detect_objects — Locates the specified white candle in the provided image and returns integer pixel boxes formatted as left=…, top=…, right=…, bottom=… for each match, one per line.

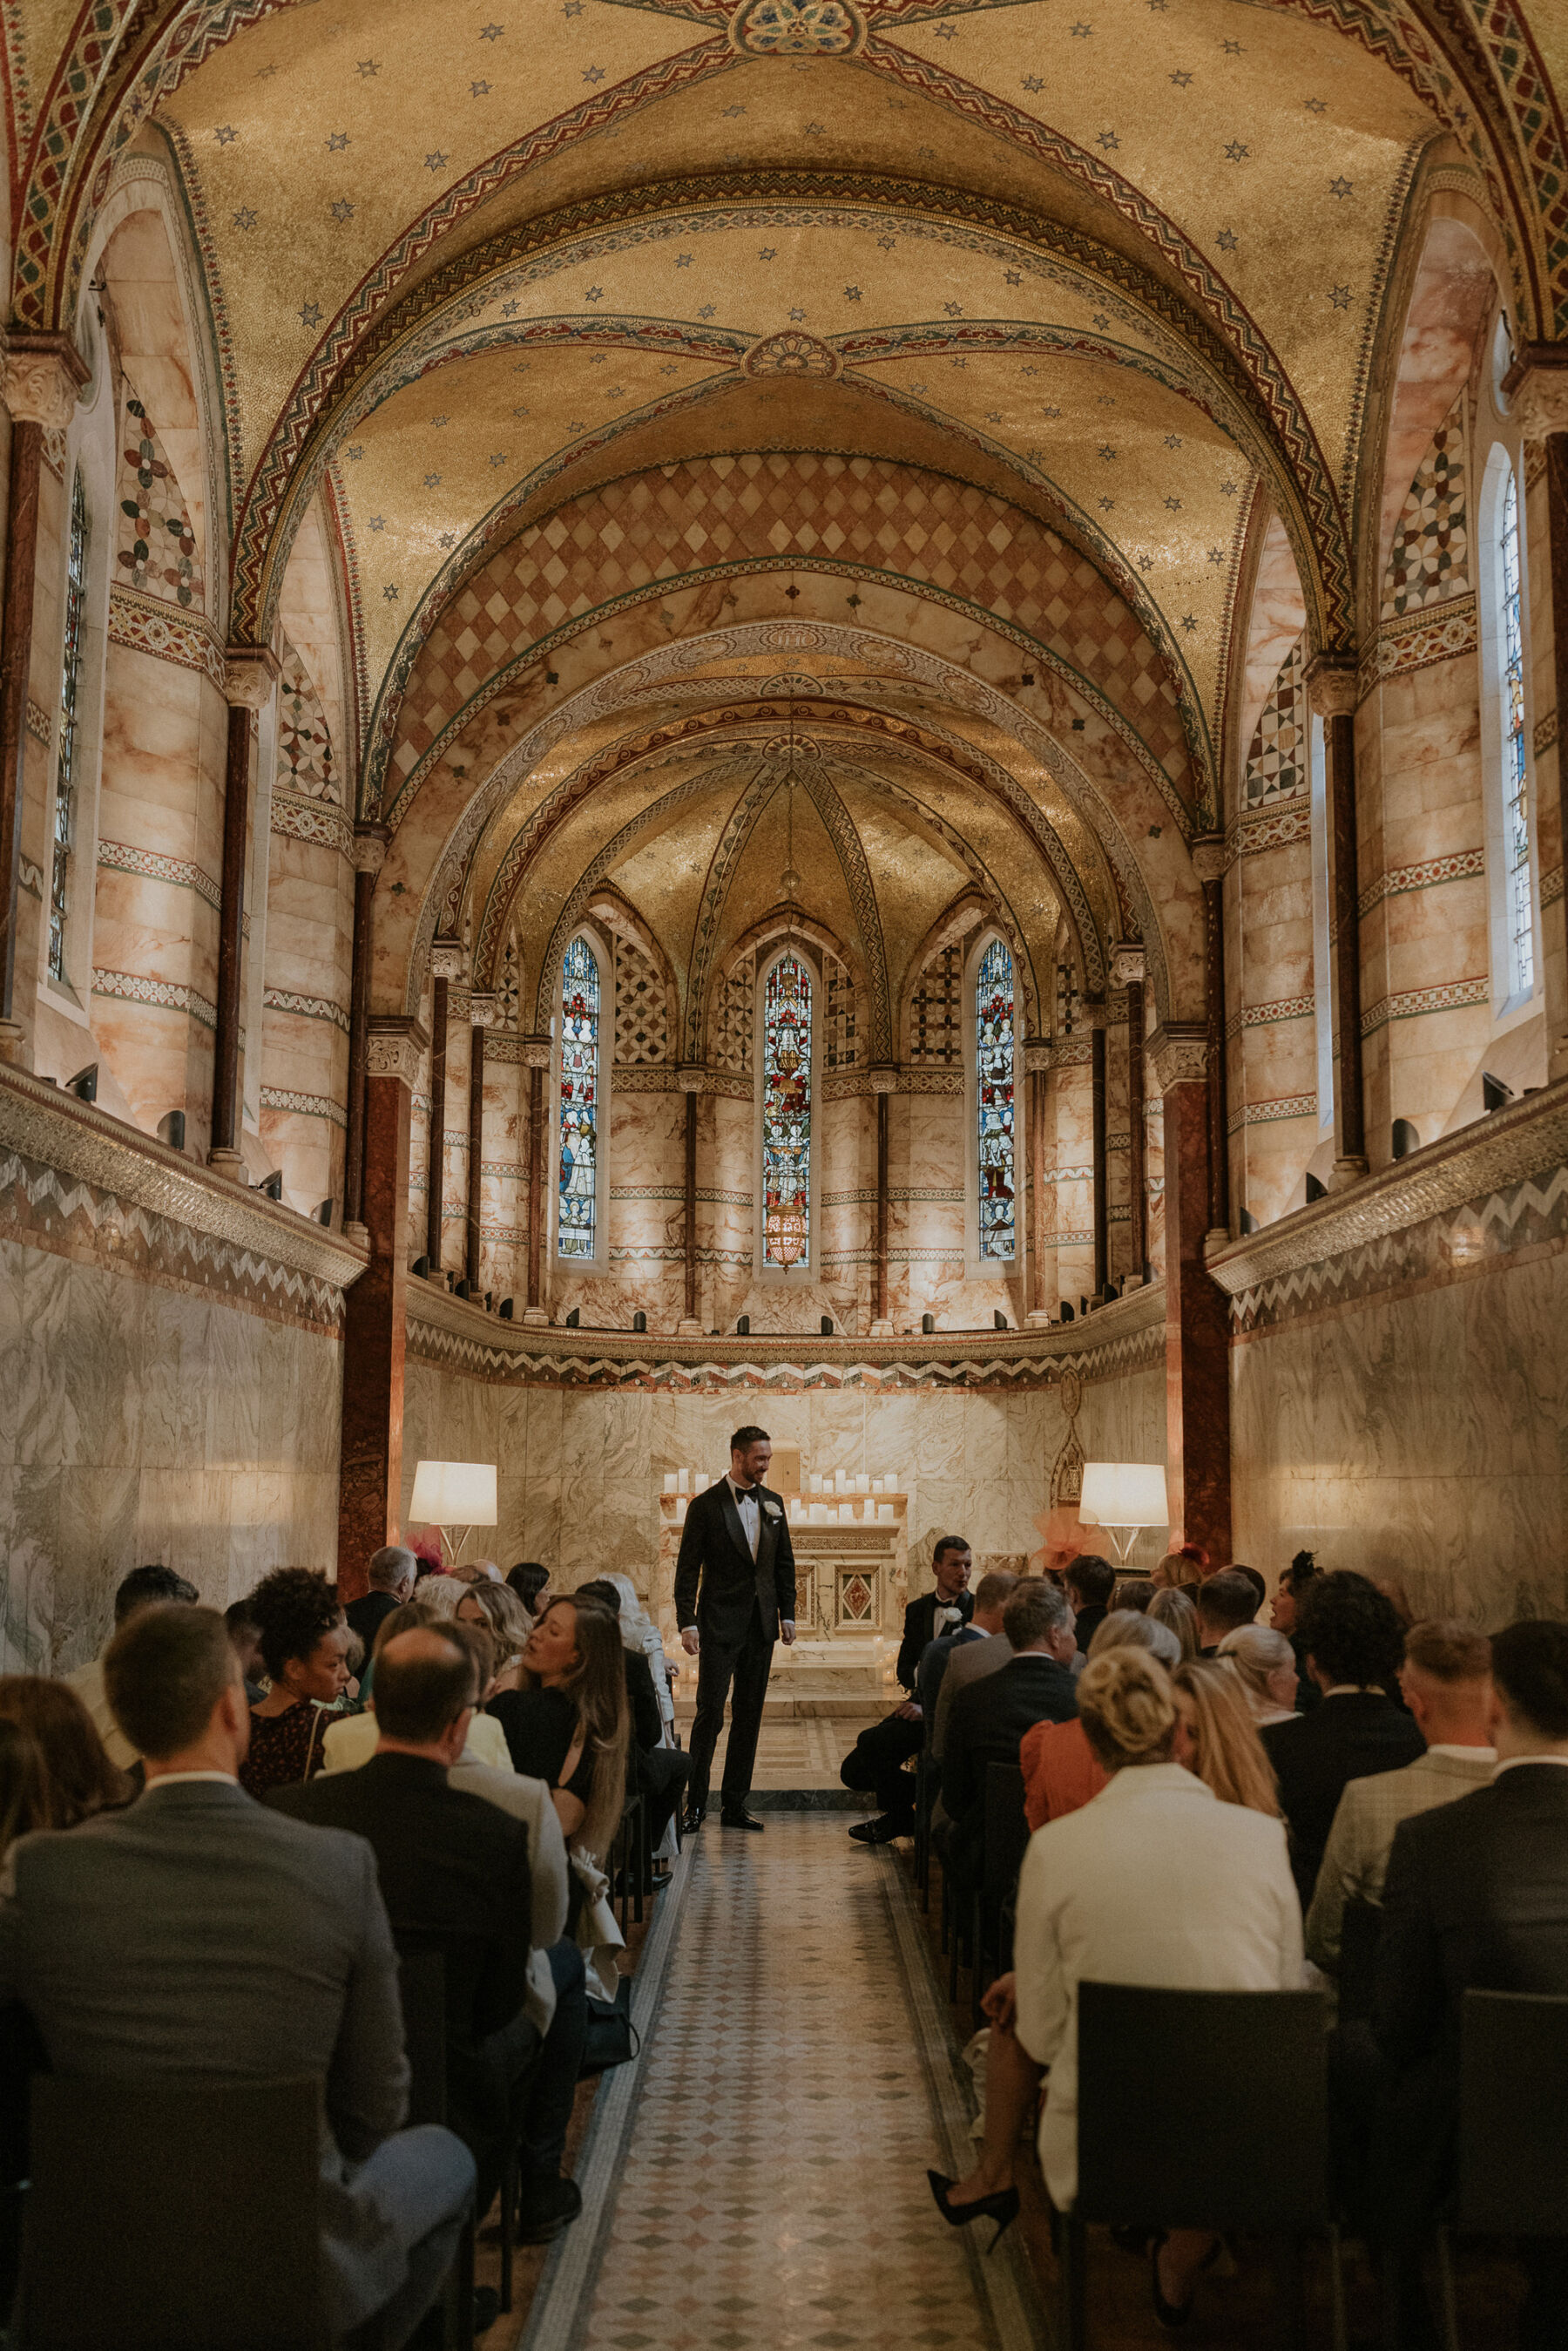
left=857, top=1473, right=870, bottom=1493
left=809, top=1473, right=821, bottom=1493
left=695, top=1472, right=709, bottom=1492
left=677, top=1496, right=688, bottom=1521
left=663, top=1472, right=677, bottom=1493
left=878, top=1501, right=893, bottom=1522
left=678, top=1468, right=690, bottom=1494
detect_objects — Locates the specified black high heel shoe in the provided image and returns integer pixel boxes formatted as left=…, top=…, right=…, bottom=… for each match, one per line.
left=927, top=2169, right=1020, bottom=2253
left=1149, top=2234, right=1195, bottom=2331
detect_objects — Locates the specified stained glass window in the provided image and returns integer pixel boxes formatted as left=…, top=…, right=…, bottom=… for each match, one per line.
left=977, top=937, right=1016, bottom=1260
left=1500, top=470, right=1534, bottom=997
left=50, top=471, right=88, bottom=982
left=558, top=935, right=600, bottom=1260
left=761, top=952, right=811, bottom=1270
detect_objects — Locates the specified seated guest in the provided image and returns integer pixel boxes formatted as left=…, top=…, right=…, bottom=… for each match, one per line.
left=240, top=1567, right=355, bottom=1797
left=603, top=1575, right=677, bottom=1732
left=1112, top=1577, right=1154, bottom=1615
left=577, top=1578, right=691, bottom=1852
left=1022, top=1610, right=1179, bottom=1829
left=0, top=1677, right=128, bottom=1826
left=0, top=1718, right=51, bottom=1853
left=1217, top=1623, right=1300, bottom=1725
left=922, top=1570, right=1018, bottom=1762
left=271, top=1629, right=536, bottom=2221
left=1271, top=1548, right=1321, bottom=1710
left=1307, top=1619, right=1493, bottom=1977
left=1233, top=1564, right=1268, bottom=1616
left=1152, top=1541, right=1206, bottom=1594
left=489, top=1596, right=629, bottom=1860
left=1262, top=1570, right=1423, bottom=1908
left=916, top=1575, right=1001, bottom=1723
left=323, top=1606, right=513, bottom=1774
left=1014, top=1650, right=1301, bottom=2324
left=412, top=1572, right=464, bottom=1617
left=1062, top=1554, right=1115, bottom=1654
left=937, top=1579, right=1078, bottom=1889
left=65, top=1563, right=199, bottom=1770
left=1147, top=1584, right=1199, bottom=1661
left=344, top=1546, right=418, bottom=1650
left=508, top=1562, right=550, bottom=1616
left=225, top=1600, right=266, bottom=1704
left=840, top=1535, right=974, bottom=1846
left=452, top=1558, right=503, bottom=1586
left=1195, top=1568, right=1260, bottom=1657
left=1372, top=1620, right=1568, bottom=2342
left=1172, top=1659, right=1280, bottom=1813
left=456, top=1579, right=531, bottom=1693
left=0, top=1603, right=474, bottom=2348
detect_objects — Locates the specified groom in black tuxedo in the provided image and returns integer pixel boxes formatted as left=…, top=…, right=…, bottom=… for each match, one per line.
left=675, top=1424, right=797, bottom=1832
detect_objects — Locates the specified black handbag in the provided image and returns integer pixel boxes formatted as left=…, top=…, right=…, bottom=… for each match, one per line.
left=580, top=1975, right=639, bottom=2075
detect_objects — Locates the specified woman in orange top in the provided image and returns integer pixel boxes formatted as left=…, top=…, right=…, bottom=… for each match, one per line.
left=1019, top=1610, right=1180, bottom=1827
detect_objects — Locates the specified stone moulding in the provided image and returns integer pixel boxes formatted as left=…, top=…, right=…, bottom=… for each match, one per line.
left=1208, top=1080, right=1568, bottom=1304
left=0, top=1067, right=368, bottom=1293
left=405, top=1270, right=1166, bottom=1390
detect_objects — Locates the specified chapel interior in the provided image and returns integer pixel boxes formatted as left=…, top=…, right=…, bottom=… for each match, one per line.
left=3, top=0, right=1568, bottom=2340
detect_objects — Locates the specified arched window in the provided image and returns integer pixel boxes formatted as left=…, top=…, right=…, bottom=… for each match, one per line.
left=1498, top=468, right=1535, bottom=999
left=558, top=934, right=601, bottom=1262
left=49, top=471, right=88, bottom=982
left=975, top=936, right=1017, bottom=1261
left=760, top=949, right=813, bottom=1271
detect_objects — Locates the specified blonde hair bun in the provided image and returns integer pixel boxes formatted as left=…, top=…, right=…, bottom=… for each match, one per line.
left=1078, top=1646, right=1177, bottom=1768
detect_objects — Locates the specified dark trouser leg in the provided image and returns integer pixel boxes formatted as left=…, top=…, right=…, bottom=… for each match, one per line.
left=1520, top=2244, right=1568, bottom=2351
left=719, top=1606, right=774, bottom=1807
left=839, top=1711, right=923, bottom=1826
left=685, top=1632, right=741, bottom=1810
left=520, top=1938, right=588, bottom=2178
left=641, top=1745, right=691, bottom=1846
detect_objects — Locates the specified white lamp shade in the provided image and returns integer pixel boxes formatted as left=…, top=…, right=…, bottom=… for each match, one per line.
left=408, top=1460, right=497, bottom=1527
left=1078, top=1460, right=1168, bottom=1528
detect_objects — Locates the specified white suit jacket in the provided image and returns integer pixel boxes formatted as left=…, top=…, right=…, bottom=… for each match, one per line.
left=1013, top=1762, right=1304, bottom=2207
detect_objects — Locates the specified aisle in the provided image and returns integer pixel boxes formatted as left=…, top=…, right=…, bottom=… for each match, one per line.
left=526, top=1814, right=1045, bottom=2351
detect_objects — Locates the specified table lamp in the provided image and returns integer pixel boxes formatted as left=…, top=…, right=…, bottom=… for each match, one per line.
left=408, top=1460, right=497, bottom=1568
left=1078, top=1461, right=1168, bottom=1568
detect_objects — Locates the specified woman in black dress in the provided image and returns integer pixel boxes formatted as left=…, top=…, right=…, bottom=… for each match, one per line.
left=488, top=1594, right=628, bottom=1860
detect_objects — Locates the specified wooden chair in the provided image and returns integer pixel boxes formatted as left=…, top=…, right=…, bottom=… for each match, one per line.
left=1430, top=1989, right=1568, bottom=2351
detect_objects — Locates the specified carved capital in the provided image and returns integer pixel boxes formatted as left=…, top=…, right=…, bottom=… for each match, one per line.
left=364, top=1015, right=429, bottom=1088
left=520, top=1035, right=553, bottom=1070
left=1082, top=998, right=1112, bottom=1030
left=223, top=646, right=281, bottom=709
left=1, top=334, right=89, bottom=430
left=1304, top=655, right=1358, bottom=719
left=868, top=1063, right=899, bottom=1095
left=1190, top=836, right=1228, bottom=885
left=676, top=1064, right=706, bottom=1094
left=351, top=827, right=389, bottom=876
left=430, top=939, right=468, bottom=982
left=1503, top=347, right=1568, bottom=443
left=1022, top=1040, right=1052, bottom=1074
left=1110, top=942, right=1146, bottom=988
left=1149, top=1023, right=1208, bottom=1092
left=469, top=992, right=499, bottom=1029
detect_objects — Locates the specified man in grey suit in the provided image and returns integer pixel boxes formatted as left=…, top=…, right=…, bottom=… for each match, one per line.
left=0, top=1604, right=474, bottom=2349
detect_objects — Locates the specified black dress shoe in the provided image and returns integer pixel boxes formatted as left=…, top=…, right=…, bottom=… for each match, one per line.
left=681, top=1802, right=706, bottom=1833
left=848, top=1813, right=904, bottom=1845
left=473, top=2284, right=502, bottom=2335
left=516, top=2172, right=583, bottom=2244
left=720, top=1806, right=764, bottom=1831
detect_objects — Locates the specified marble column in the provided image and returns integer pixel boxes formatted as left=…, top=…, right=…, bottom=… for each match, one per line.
left=210, top=648, right=278, bottom=1174
left=1113, top=946, right=1148, bottom=1279
left=1307, top=656, right=1367, bottom=1183
left=466, top=993, right=496, bottom=1292
left=522, top=1038, right=551, bottom=1325
left=1152, top=1026, right=1232, bottom=1559
left=426, top=972, right=450, bottom=1267
left=1506, top=351, right=1568, bottom=1081
left=1090, top=1016, right=1109, bottom=1297
left=869, top=1064, right=896, bottom=1336
left=338, top=1013, right=426, bottom=1595
left=1193, top=838, right=1231, bottom=1239
left=0, top=336, right=86, bottom=1061
left=342, top=828, right=386, bottom=1239
left=678, top=1071, right=701, bottom=1335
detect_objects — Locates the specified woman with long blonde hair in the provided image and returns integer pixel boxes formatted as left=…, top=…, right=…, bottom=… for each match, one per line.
left=1172, top=1659, right=1281, bottom=1815
left=455, top=1577, right=531, bottom=1691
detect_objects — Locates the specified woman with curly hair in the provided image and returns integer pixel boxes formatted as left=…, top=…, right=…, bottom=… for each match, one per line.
left=0, top=1677, right=129, bottom=1826
left=239, top=1568, right=354, bottom=1798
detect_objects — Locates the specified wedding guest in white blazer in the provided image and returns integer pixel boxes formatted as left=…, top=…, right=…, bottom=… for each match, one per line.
left=1012, top=1647, right=1304, bottom=2329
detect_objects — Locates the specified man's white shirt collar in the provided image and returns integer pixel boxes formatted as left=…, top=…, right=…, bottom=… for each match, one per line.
left=1495, top=1753, right=1568, bottom=1773
left=141, top=1770, right=239, bottom=1790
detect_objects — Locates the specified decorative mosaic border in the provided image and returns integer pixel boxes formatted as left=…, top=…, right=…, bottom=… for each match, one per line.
left=1360, top=974, right=1489, bottom=1037
left=262, top=988, right=350, bottom=1033
left=105, top=585, right=226, bottom=690
left=1535, top=708, right=1558, bottom=759
left=91, top=966, right=217, bottom=1031
left=1229, top=802, right=1311, bottom=862
left=1227, top=993, right=1315, bottom=1040
left=1227, top=1092, right=1318, bottom=1135
left=1359, top=847, right=1484, bottom=919
left=97, top=837, right=221, bottom=912
left=1544, top=861, right=1565, bottom=911
left=259, top=1087, right=347, bottom=1128
left=270, top=789, right=354, bottom=857
left=24, top=700, right=51, bottom=746
left=1361, top=594, right=1479, bottom=696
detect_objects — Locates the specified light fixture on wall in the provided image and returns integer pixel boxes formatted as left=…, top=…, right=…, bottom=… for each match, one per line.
left=1078, top=1460, right=1168, bottom=1567
left=408, top=1459, right=497, bottom=1568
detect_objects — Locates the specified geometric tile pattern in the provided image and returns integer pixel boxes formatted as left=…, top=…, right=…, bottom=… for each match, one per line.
left=115, top=396, right=201, bottom=611
left=275, top=633, right=339, bottom=803
left=105, top=584, right=227, bottom=689
left=907, top=945, right=961, bottom=1064
left=1243, top=634, right=1307, bottom=809
left=1382, top=393, right=1469, bottom=621
left=613, top=933, right=669, bottom=1065
left=824, top=952, right=859, bottom=1071
left=711, top=952, right=755, bottom=1076
left=569, top=1817, right=1002, bottom=2351
left=385, top=456, right=1192, bottom=803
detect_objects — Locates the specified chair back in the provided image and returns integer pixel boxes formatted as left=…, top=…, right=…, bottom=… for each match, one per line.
left=17, top=2072, right=325, bottom=2349
left=1459, top=1989, right=1568, bottom=2238
left=396, top=1946, right=449, bottom=2129
left=1337, top=1896, right=1382, bottom=2023
left=982, top=1763, right=1031, bottom=1900
left=1076, top=1983, right=1330, bottom=2232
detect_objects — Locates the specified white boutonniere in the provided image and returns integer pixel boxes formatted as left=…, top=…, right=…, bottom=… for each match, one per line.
left=763, top=1500, right=784, bottom=1520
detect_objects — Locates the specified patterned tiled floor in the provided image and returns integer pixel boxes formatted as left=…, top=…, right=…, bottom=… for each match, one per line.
left=710, top=1712, right=878, bottom=1791
left=558, top=1816, right=1037, bottom=2351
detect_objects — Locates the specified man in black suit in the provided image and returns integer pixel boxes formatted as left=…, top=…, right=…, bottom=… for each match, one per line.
left=936, top=1577, right=1078, bottom=1892
left=1369, top=1620, right=1568, bottom=2346
left=675, top=1424, right=797, bottom=1833
left=841, top=1535, right=974, bottom=1846
left=1062, top=1553, right=1114, bottom=1656
left=270, top=1628, right=537, bottom=2229
left=344, top=1544, right=418, bottom=1650
left=1261, top=1570, right=1423, bottom=1907
left=1195, top=1568, right=1260, bottom=1659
